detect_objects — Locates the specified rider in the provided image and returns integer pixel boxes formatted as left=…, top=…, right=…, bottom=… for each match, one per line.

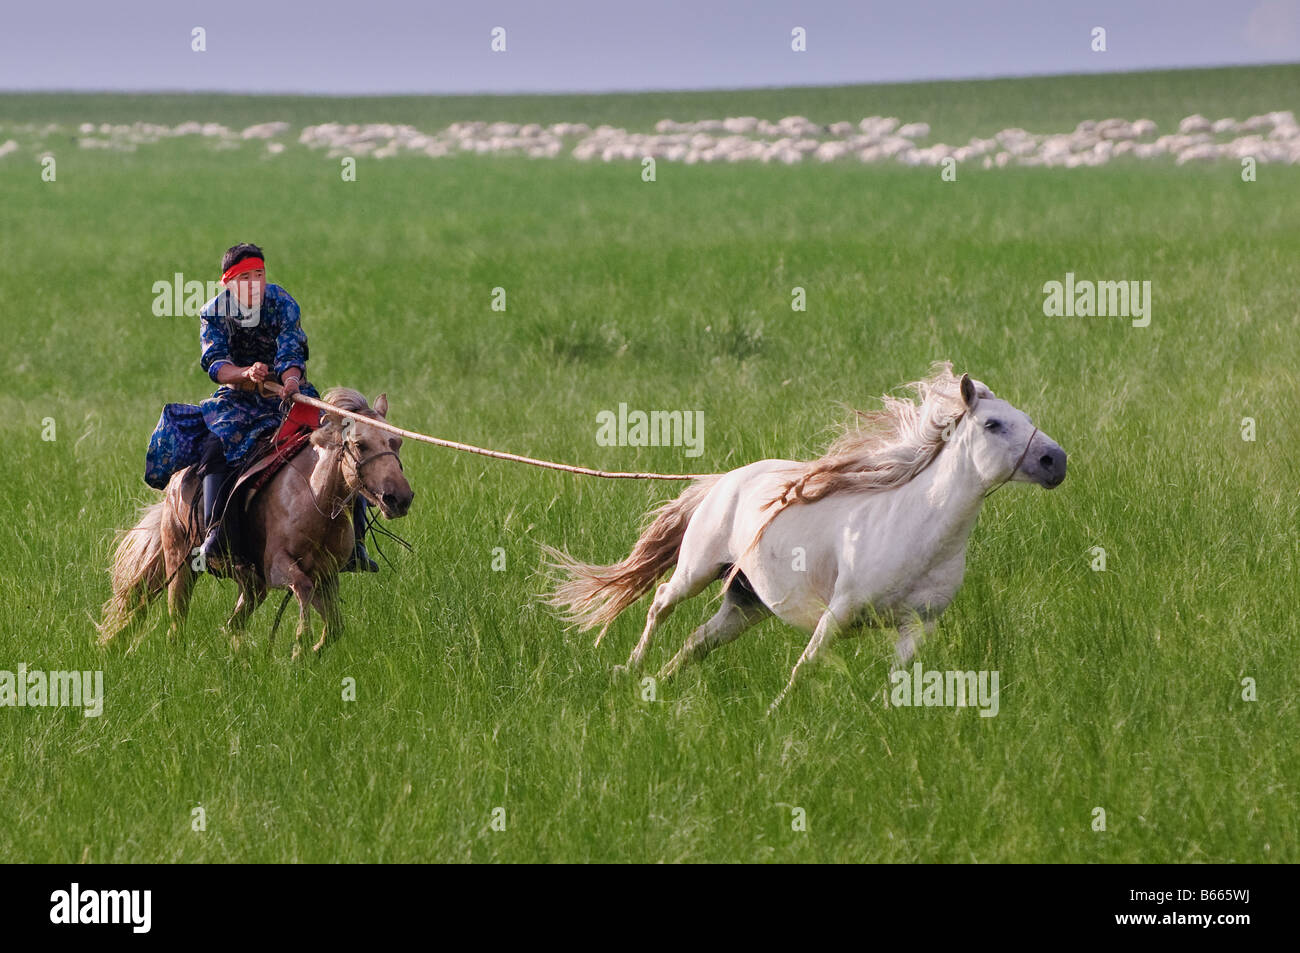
left=194, top=242, right=378, bottom=572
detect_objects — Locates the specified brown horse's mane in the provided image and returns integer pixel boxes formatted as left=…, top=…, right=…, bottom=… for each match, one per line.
left=309, top=387, right=381, bottom=449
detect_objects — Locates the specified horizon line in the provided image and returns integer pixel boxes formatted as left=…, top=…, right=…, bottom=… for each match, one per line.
left=2, top=59, right=1297, bottom=100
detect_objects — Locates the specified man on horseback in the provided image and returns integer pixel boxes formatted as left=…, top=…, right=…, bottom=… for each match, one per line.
left=145, top=242, right=378, bottom=572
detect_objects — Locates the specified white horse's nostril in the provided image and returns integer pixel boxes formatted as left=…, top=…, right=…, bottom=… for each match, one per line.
left=1040, top=454, right=1056, bottom=468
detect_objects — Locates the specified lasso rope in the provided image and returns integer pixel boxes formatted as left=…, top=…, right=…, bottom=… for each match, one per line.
left=263, top=381, right=711, bottom=481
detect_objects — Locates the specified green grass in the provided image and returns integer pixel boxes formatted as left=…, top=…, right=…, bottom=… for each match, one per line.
left=0, top=66, right=1297, bottom=862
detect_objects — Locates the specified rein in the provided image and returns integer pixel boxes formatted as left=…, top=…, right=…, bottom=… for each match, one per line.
left=262, top=381, right=711, bottom=482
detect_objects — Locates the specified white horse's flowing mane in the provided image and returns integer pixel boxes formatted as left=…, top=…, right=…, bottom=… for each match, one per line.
left=765, top=361, right=986, bottom=514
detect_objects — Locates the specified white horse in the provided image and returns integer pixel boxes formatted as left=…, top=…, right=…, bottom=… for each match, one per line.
left=546, top=363, right=1066, bottom=711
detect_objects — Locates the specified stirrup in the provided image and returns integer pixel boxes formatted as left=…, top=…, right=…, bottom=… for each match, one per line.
left=198, top=522, right=227, bottom=562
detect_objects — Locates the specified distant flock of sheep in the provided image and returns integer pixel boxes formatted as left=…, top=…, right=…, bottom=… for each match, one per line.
left=3, top=111, right=1298, bottom=167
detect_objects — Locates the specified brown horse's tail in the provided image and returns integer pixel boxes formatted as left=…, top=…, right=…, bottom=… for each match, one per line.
left=543, top=475, right=721, bottom=645
left=97, top=500, right=168, bottom=644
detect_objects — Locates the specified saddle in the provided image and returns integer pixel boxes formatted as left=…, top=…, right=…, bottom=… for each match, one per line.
left=233, top=400, right=323, bottom=512
left=191, top=402, right=321, bottom=576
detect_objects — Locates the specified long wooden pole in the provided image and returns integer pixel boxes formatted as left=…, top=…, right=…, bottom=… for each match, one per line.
left=263, top=381, right=712, bottom=481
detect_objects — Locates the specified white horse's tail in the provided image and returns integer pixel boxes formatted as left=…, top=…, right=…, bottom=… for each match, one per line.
left=97, top=500, right=168, bottom=644
left=544, top=475, right=721, bottom=644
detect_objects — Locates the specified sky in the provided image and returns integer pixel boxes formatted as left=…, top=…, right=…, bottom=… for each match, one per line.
left=1, top=0, right=1298, bottom=94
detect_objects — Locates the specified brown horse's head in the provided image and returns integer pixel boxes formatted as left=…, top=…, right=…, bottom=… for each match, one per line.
left=314, top=388, right=415, bottom=519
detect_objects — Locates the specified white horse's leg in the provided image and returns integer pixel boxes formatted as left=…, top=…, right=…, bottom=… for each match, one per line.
left=622, top=521, right=733, bottom=671
left=614, top=471, right=751, bottom=672
left=657, top=592, right=768, bottom=682
left=769, top=605, right=848, bottom=714
left=622, top=565, right=719, bottom=671
left=894, top=617, right=937, bottom=668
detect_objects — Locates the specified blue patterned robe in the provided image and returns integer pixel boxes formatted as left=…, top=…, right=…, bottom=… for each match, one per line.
left=145, top=284, right=319, bottom=489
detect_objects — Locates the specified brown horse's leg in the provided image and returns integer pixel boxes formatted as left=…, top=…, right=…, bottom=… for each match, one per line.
left=160, top=475, right=203, bottom=645
left=310, top=573, right=342, bottom=655
left=266, top=551, right=315, bottom=659
left=162, top=520, right=197, bottom=645
left=226, top=576, right=266, bottom=652
left=166, top=562, right=195, bottom=644
left=286, top=567, right=315, bottom=662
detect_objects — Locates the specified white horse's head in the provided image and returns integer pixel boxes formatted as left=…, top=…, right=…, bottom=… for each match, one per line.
left=956, top=374, right=1066, bottom=489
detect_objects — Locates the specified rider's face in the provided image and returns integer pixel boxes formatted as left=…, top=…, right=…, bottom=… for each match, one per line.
left=230, top=269, right=266, bottom=309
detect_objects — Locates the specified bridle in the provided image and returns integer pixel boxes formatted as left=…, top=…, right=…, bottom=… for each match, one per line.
left=336, top=430, right=404, bottom=514
left=982, top=424, right=1038, bottom=499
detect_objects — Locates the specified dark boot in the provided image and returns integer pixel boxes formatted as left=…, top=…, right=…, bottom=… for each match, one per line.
left=197, top=470, right=231, bottom=563
left=342, top=496, right=379, bottom=573
left=197, top=434, right=233, bottom=564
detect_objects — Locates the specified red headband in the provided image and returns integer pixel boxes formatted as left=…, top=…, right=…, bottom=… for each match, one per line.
left=221, top=257, right=265, bottom=284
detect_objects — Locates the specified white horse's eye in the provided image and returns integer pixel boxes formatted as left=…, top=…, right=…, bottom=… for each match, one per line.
left=984, top=420, right=1002, bottom=431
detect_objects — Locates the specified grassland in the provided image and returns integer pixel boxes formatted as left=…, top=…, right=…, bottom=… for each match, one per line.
left=0, top=65, right=1296, bottom=862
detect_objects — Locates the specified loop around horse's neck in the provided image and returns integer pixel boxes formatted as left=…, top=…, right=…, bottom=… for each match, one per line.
left=326, top=434, right=365, bottom=516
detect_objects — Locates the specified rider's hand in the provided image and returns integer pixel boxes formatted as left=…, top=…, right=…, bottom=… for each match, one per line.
left=244, top=362, right=269, bottom=384
left=281, top=376, right=301, bottom=398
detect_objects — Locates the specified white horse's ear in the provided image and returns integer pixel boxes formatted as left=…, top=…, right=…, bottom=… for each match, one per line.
left=373, top=393, right=388, bottom=417
left=959, top=374, right=978, bottom=408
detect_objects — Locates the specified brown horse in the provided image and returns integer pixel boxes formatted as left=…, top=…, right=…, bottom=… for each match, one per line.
left=98, top=387, right=414, bottom=657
